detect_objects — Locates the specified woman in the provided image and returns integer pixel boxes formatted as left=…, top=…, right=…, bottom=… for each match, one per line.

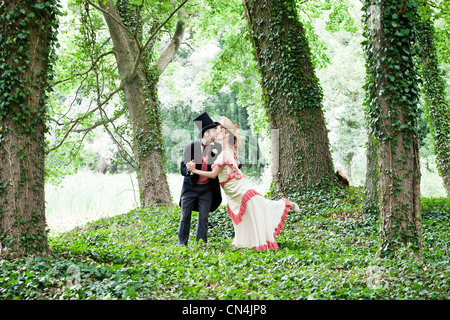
left=186, top=116, right=300, bottom=250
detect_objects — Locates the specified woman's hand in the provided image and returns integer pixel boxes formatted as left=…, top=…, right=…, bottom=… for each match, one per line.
left=186, top=160, right=195, bottom=172
left=187, top=160, right=223, bottom=179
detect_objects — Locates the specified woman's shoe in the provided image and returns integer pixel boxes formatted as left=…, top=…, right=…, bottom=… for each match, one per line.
left=290, top=202, right=300, bottom=213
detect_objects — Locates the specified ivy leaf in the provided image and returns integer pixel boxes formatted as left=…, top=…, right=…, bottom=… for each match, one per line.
left=34, top=3, right=46, bottom=10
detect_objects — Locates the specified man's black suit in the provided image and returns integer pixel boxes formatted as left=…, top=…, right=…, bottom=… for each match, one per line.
left=178, top=140, right=222, bottom=245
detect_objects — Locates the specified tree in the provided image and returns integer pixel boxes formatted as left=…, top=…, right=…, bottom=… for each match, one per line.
left=50, top=0, right=190, bottom=207
left=0, top=0, right=60, bottom=255
left=96, top=0, right=181, bottom=206
left=416, top=1, right=450, bottom=196
left=241, top=0, right=338, bottom=197
left=362, top=0, right=422, bottom=256
left=363, top=133, right=379, bottom=218
left=433, top=0, right=450, bottom=65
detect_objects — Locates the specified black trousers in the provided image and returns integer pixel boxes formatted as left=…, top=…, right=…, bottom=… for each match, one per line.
left=178, top=183, right=213, bottom=245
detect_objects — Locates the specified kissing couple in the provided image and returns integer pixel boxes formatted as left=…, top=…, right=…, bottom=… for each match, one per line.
left=178, top=112, right=300, bottom=251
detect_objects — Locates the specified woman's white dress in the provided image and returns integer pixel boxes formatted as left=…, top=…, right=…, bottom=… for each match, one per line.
left=212, top=150, right=290, bottom=250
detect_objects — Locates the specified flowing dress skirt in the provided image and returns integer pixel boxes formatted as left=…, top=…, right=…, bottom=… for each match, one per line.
left=213, top=150, right=290, bottom=250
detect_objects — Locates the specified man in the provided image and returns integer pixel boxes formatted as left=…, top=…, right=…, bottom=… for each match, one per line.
left=178, top=112, right=222, bottom=245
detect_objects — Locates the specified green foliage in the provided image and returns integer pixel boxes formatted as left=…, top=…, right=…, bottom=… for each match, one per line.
left=46, top=0, right=123, bottom=181
left=433, top=0, right=450, bottom=65
left=1, top=194, right=449, bottom=300
left=192, top=0, right=270, bottom=134
left=297, top=0, right=358, bottom=68
left=192, top=0, right=358, bottom=136
left=315, top=22, right=367, bottom=185
left=0, top=0, right=62, bottom=254
left=415, top=1, right=450, bottom=195
left=0, top=0, right=60, bottom=126
left=362, top=0, right=423, bottom=255
left=362, top=0, right=421, bottom=140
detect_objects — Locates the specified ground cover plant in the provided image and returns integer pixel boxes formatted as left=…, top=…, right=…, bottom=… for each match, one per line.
left=0, top=188, right=449, bottom=300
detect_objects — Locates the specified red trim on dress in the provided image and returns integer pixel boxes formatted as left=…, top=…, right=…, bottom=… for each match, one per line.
left=254, top=198, right=291, bottom=251
left=226, top=189, right=262, bottom=225
left=212, top=157, right=244, bottom=188
left=227, top=192, right=291, bottom=251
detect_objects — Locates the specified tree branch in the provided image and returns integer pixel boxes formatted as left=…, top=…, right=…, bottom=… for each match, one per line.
left=128, top=0, right=189, bottom=80
left=155, top=10, right=188, bottom=74
left=47, top=80, right=124, bottom=152
left=397, top=0, right=409, bottom=15
left=98, top=105, right=135, bottom=169
left=87, top=0, right=139, bottom=43
left=143, top=0, right=189, bottom=53
left=55, top=50, right=114, bottom=85
left=72, top=107, right=125, bottom=133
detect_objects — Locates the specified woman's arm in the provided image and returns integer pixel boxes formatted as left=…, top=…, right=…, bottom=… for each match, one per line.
left=188, top=160, right=223, bottom=179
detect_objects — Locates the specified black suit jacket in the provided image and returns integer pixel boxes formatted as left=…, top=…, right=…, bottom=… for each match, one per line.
left=179, top=140, right=222, bottom=213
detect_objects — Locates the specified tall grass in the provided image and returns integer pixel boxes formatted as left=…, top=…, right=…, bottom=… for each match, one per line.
left=45, top=170, right=272, bottom=232
left=45, top=170, right=140, bottom=232
left=45, top=165, right=444, bottom=233
left=420, top=158, right=447, bottom=198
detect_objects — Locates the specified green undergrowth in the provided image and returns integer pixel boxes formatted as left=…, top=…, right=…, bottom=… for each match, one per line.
left=1, top=188, right=449, bottom=300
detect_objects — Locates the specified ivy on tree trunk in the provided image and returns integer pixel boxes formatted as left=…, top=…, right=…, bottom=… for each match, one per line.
left=363, top=132, right=379, bottom=219
left=362, top=0, right=422, bottom=257
left=242, top=0, right=338, bottom=199
left=416, top=1, right=450, bottom=197
left=0, top=0, right=60, bottom=256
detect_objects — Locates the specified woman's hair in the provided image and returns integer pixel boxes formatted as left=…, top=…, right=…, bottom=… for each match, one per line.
left=218, top=116, right=242, bottom=148
left=225, top=129, right=236, bottom=146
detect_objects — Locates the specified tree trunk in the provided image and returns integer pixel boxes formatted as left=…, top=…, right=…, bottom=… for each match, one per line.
left=99, top=1, right=186, bottom=206
left=242, top=0, right=337, bottom=198
left=363, top=132, right=379, bottom=218
left=363, top=0, right=422, bottom=256
left=416, top=5, right=450, bottom=196
left=0, top=0, right=58, bottom=255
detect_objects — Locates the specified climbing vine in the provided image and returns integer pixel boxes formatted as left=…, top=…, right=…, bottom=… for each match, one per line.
left=415, top=1, right=450, bottom=196
left=0, top=0, right=61, bottom=255
left=362, top=0, right=421, bottom=142
left=137, top=53, right=165, bottom=160
left=243, top=0, right=338, bottom=198
left=256, top=0, right=324, bottom=117
left=1, top=2, right=56, bottom=127
left=0, top=0, right=60, bottom=145
left=362, top=0, right=422, bottom=257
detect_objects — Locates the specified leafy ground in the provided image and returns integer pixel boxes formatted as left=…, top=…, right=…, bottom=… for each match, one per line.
left=1, top=187, right=449, bottom=300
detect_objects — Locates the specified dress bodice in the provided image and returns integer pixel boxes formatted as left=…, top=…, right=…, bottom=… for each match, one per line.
left=212, top=149, right=244, bottom=187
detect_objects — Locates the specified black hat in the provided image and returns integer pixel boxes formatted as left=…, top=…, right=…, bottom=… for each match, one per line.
left=193, top=112, right=220, bottom=137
